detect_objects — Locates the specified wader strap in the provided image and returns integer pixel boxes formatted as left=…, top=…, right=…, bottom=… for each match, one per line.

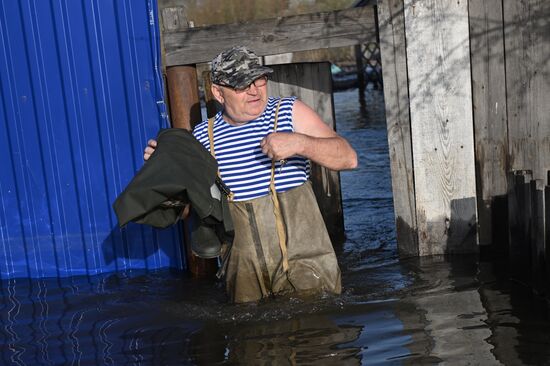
left=208, top=118, right=234, bottom=201
left=269, top=99, right=289, bottom=273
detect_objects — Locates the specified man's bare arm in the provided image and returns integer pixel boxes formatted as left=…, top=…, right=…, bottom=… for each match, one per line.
left=260, top=100, right=357, bottom=171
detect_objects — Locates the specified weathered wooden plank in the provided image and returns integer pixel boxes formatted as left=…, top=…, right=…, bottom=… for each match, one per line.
left=161, top=7, right=188, bottom=32
left=378, top=0, right=418, bottom=257
left=468, top=0, right=509, bottom=247
left=503, top=0, right=550, bottom=182
left=530, top=179, right=545, bottom=292
left=164, top=7, right=376, bottom=66
left=545, top=175, right=550, bottom=291
left=404, top=0, right=477, bottom=254
left=267, top=63, right=346, bottom=245
left=507, top=170, right=532, bottom=281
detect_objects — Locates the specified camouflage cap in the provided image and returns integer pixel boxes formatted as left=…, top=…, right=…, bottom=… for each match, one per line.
left=211, top=46, right=273, bottom=89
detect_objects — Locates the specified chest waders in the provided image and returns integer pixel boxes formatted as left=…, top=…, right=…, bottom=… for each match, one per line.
left=208, top=100, right=341, bottom=303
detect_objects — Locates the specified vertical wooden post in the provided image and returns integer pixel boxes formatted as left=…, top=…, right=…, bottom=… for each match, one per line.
left=530, top=179, right=545, bottom=292
left=354, top=44, right=365, bottom=97
left=378, top=0, right=418, bottom=257
left=507, top=170, right=532, bottom=281
left=468, top=0, right=509, bottom=250
left=166, top=66, right=202, bottom=130
left=545, top=172, right=550, bottom=292
left=403, top=0, right=477, bottom=254
left=161, top=6, right=217, bottom=278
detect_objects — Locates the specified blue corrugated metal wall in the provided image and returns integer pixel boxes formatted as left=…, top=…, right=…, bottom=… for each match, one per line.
left=0, top=0, right=185, bottom=279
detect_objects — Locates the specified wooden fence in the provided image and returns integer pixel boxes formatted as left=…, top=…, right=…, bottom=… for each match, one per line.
left=379, top=0, right=550, bottom=288
left=379, top=0, right=478, bottom=256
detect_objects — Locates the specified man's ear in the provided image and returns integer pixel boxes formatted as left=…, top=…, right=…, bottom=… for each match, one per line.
left=211, top=84, right=224, bottom=104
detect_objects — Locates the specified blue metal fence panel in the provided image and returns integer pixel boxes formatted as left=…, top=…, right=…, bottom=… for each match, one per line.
left=0, top=0, right=185, bottom=279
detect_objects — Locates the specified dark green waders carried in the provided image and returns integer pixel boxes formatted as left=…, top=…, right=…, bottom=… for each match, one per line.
left=208, top=101, right=342, bottom=303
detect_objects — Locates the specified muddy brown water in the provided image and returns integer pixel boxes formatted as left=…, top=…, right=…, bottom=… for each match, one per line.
left=2, top=88, right=550, bottom=365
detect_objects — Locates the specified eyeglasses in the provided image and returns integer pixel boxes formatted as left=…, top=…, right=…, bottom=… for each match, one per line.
left=218, top=75, right=268, bottom=94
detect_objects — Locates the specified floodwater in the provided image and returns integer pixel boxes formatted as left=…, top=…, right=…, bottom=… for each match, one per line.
left=3, top=87, right=550, bottom=365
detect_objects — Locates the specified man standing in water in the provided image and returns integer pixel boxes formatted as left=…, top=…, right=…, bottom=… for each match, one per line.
left=144, top=46, right=357, bottom=303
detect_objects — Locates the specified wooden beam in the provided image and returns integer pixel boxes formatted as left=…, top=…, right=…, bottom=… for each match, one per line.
left=378, top=0, right=418, bottom=257
left=507, top=170, right=532, bottom=281
left=469, top=0, right=509, bottom=247
left=404, top=0, right=478, bottom=254
left=545, top=175, right=550, bottom=291
left=164, top=6, right=376, bottom=66
left=530, top=179, right=545, bottom=292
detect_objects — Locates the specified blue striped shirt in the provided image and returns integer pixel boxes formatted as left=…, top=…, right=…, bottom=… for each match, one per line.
left=193, top=96, right=310, bottom=201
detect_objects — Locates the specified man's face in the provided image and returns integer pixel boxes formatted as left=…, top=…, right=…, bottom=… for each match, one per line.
left=212, top=76, right=268, bottom=125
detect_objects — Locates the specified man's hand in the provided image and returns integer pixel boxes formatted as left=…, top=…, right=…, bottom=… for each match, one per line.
left=260, top=132, right=303, bottom=161
left=143, top=139, right=157, bottom=161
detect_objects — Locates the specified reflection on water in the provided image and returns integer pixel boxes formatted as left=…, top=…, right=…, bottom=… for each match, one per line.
left=4, top=257, right=550, bottom=365
left=2, top=88, right=550, bottom=365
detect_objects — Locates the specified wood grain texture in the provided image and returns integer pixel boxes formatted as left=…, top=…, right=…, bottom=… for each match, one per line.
left=267, top=63, right=346, bottom=245
left=404, top=0, right=477, bottom=255
left=468, top=0, right=509, bottom=246
left=378, top=0, right=418, bottom=257
left=161, top=7, right=188, bottom=32
left=503, top=0, right=550, bottom=182
left=164, top=7, right=376, bottom=66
